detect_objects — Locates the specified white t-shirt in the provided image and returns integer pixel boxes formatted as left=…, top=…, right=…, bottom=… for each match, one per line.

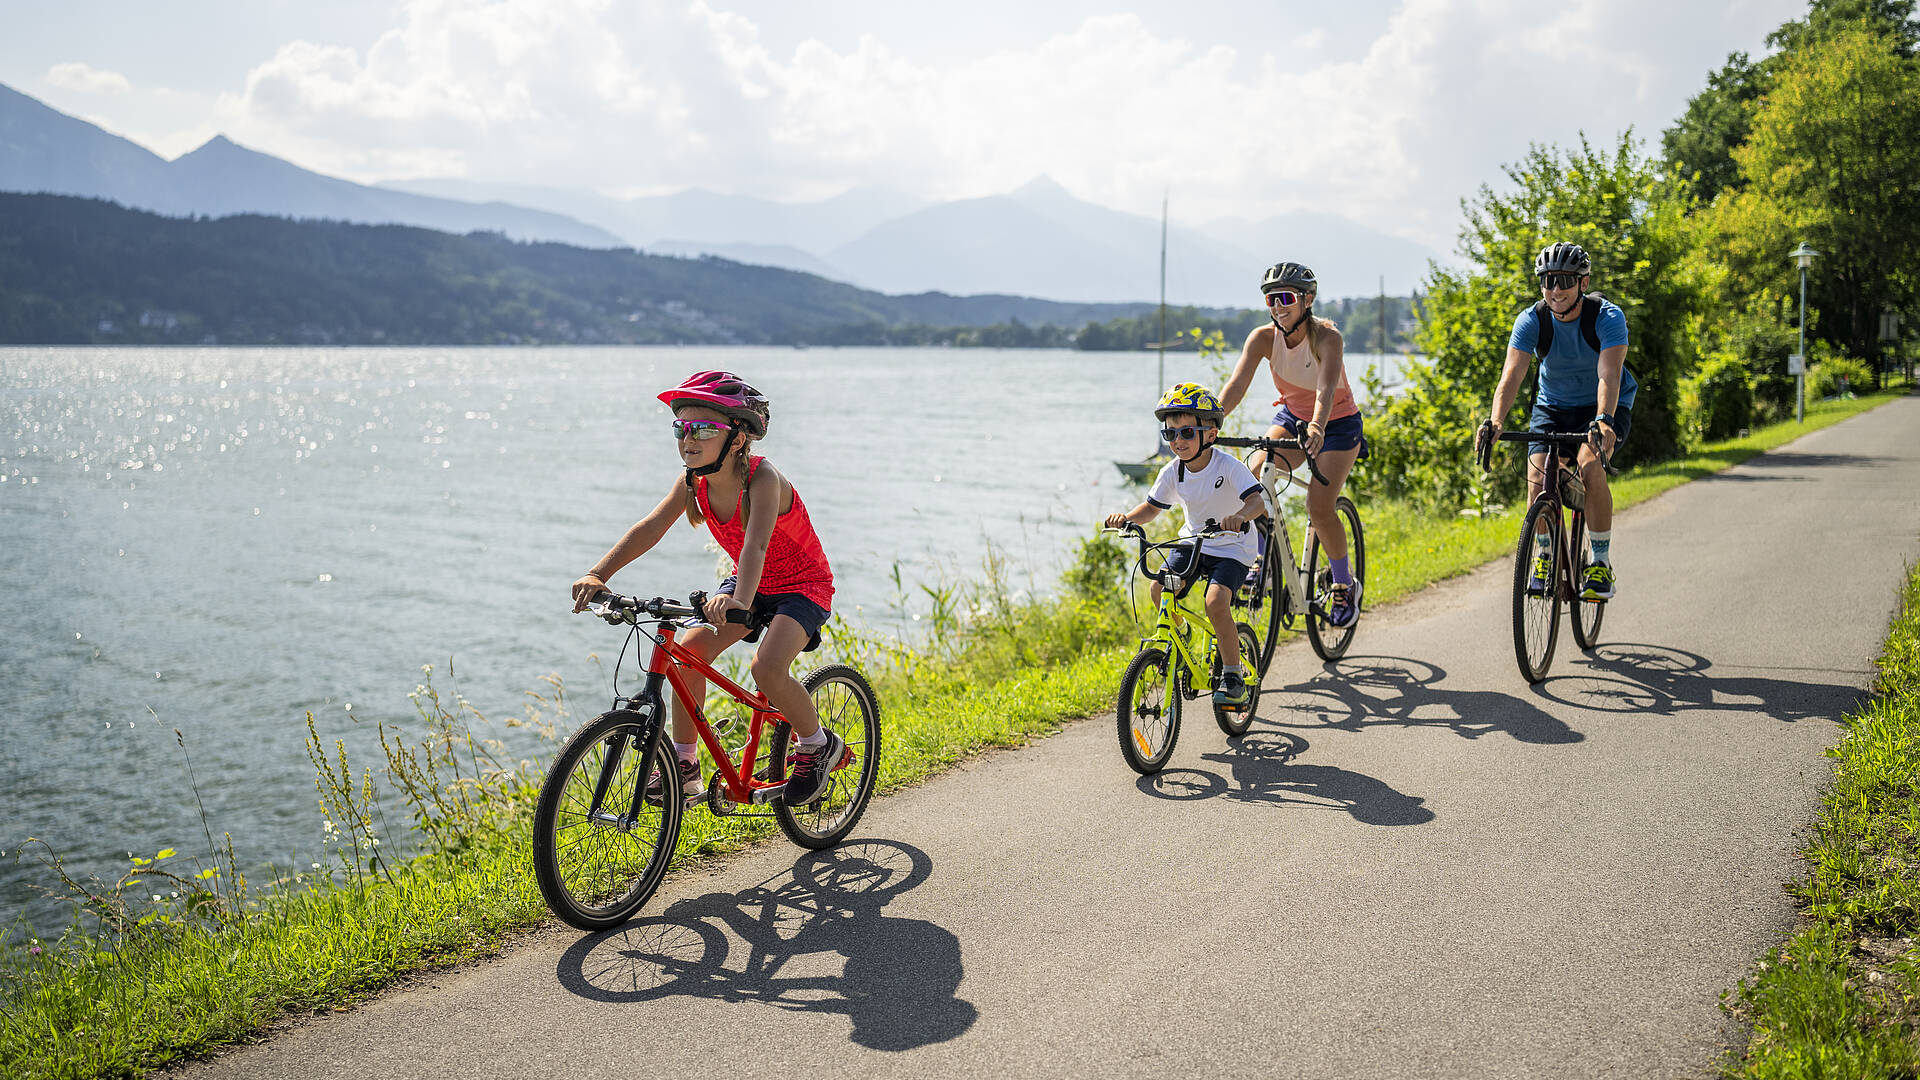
left=1146, top=448, right=1263, bottom=565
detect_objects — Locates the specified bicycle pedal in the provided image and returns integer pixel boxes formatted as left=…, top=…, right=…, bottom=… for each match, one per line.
left=833, top=748, right=856, bottom=772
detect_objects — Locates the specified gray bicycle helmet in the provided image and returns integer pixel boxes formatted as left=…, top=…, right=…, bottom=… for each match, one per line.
left=1533, top=242, right=1591, bottom=278
left=1260, top=262, right=1318, bottom=295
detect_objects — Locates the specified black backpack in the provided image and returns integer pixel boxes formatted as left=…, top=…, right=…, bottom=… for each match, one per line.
left=1530, top=293, right=1605, bottom=357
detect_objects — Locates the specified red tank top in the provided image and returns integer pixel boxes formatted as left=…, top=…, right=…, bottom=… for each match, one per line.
left=696, top=456, right=834, bottom=610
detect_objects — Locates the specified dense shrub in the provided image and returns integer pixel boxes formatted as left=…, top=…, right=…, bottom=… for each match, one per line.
left=1680, top=354, right=1755, bottom=443
left=1809, top=354, right=1874, bottom=399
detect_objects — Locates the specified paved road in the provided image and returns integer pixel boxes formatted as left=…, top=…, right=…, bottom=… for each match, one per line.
left=186, top=398, right=1920, bottom=1080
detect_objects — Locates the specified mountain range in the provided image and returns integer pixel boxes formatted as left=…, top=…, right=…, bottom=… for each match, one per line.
left=1, top=80, right=1441, bottom=304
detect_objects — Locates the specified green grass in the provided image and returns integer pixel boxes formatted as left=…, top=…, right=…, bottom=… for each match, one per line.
left=1721, top=563, right=1920, bottom=1078
left=0, top=383, right=1907, bottom=1079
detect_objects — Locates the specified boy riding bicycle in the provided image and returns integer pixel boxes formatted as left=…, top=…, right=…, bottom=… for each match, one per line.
left=1102, top=383, right=1266, bottom=708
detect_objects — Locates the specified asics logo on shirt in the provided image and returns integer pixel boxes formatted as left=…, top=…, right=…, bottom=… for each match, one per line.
left=1214, top=477, right=1225, bottom=488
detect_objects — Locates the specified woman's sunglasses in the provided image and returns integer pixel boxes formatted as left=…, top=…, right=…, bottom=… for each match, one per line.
left=1540, top=273, right=1582, bottom=291
left=1160, top=424, right=1207, bottom=442
left=671, top=419, right=729, bottom=441
left=1264, top=290, right=1304, bottom=307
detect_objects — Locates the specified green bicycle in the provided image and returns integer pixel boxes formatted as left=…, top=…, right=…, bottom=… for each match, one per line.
left=1109, top=522, right=1262, bottom=775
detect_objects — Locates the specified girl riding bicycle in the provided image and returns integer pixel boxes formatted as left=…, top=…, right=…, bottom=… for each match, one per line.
left=570, top=370, right=840, bottom=807
left=1219, top=261, right=1366, bottom=628
left=1102, top=382, right=1265, bottom=709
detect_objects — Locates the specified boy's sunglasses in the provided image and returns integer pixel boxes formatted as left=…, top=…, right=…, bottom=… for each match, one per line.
left=1264, top=290, right=1303, bottom=307
left=1540, top=273, right=1582, bottom=291
left=671, top=419, right=730, bottom=441
left=1160, top=424, right=1207, bottom=442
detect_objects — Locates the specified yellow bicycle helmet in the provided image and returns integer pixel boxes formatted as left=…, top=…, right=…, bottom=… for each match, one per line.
left=1154, top=382, right=1224, bottom=423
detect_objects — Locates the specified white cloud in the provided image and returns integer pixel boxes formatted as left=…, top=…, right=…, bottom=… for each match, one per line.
left=170, top=0, right=1802, bottom=247
left=45, top=61, right=131, bottom=95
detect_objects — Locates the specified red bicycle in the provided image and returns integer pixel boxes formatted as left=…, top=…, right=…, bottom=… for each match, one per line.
left=533, top=589, right=881, bottom=930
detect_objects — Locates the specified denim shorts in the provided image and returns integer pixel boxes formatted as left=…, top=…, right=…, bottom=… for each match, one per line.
left=1528, top=401, right=1632, bottom=458
left=717, top=577, right=830, bottom=652
left=1272, top=405, right=1368, bottom=456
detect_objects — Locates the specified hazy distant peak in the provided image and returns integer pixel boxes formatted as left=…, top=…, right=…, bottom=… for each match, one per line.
left=1009, top=175, right=1075, bottom=203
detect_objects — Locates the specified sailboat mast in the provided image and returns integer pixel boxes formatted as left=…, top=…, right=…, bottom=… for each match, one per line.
left=1157, top=192, right=1168, bottom=393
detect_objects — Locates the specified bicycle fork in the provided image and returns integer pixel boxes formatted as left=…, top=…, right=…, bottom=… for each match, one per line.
left=588, top=678, right=668, bottom=832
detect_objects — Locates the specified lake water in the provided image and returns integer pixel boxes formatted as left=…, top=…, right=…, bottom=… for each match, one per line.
left=0, top=345, right=1412, bottom=933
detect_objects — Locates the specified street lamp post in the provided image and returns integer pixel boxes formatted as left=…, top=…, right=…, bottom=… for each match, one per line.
left=1790, top=242, right=1819, bottom=423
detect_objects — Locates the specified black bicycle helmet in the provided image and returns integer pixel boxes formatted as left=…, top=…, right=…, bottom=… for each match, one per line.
left=1260, top=262, right=1318, bottom=295
left=1533, top=242, right=1591, bottom=278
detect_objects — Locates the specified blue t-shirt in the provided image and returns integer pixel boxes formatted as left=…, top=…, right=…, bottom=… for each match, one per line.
left=1508, top=299, right=1636, bottom=410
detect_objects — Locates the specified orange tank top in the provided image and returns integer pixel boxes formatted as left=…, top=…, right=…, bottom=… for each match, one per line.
left=1268, top=324, right=1360, bottom=420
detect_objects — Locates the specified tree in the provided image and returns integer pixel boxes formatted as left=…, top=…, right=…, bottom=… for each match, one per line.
left=1708, top=25, right=1920, bottom=378
left=1663, top=52, right=1767, bottom=204
left=1367, top=134, right=1703, bottom=509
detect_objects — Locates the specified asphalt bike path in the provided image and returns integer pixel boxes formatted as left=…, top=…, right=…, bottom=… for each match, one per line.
left=184, top=398, right=1920, bottom=1080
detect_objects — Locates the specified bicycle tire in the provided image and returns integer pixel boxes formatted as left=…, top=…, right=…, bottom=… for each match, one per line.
left=533, top=710, right=683, bottom=930
left=1512, top=496, right=1564, bottom=682
left=1304, top=496, right=1366, bottom=662
left=1213, top=622, right=1260, bottom=737
left=1237, top=517, right=1286, bottom=674
left=1569, top=511, right=1605, bottom=650
left=1117, top=646, right=1180, bottom=774
left=770, top=664, right=882, bottom=850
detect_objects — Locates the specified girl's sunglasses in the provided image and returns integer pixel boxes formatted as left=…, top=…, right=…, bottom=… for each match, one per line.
left=1160, top=424, right=1207, bottom=442
left=1540, top=273, right=1582, bottom=291
left=671, top=419, right=729, bottom=441
left=1264, top=290, right=1303, bottom=307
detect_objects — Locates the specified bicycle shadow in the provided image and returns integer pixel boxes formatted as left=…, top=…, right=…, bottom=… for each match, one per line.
left=1137, top=731, right=1435, bottom=826
left=1535, top=641, right=1867, bottom=725
left=555, top=839, right=976, bottom=1051
left=1262, top=654, right=1586, bottom=745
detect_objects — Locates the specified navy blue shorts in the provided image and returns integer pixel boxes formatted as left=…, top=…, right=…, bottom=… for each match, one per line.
left=1529, top=401, right=1632, bottom=459
left=1164, top=550, right=1252, bottom=595
left=717, top=577, right=830, bottom=652
left=1272, top=405, right=1368, bottom=456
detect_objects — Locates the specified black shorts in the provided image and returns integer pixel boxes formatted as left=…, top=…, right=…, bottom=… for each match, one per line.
left=1164, top=549, right=1253, bottom=595
left=717, top=577, right=830, bottom=652
left=1529, top=401, right=1632, bottom=458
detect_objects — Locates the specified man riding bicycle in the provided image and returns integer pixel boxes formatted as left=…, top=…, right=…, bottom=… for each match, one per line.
left=1480, top=241, right=1634, bottom=600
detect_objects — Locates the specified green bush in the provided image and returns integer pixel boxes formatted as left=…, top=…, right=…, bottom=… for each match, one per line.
left=1809, top=353, right=1874, bottom=399
left=1679, top=353, right=1754, bottom=443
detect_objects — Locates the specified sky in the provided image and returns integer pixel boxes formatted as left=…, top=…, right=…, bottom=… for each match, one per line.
left=3, top=0, right=1808, bottom=250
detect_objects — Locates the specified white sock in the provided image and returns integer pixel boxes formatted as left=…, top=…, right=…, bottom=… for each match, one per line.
left=1588, top=529, right=1612, bottom=566
left=796, top=728, right=829, bottom=748
left=674, top=740, right=698, bottom=764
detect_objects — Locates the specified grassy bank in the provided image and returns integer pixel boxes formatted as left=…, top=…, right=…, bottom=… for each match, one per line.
left=1721, top=562, right=1920, bottom=1077
left=0, top=384, right=1906, bottom=1079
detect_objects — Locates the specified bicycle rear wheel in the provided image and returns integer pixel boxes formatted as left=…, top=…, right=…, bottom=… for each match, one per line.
left=533, top=710, right=683, bottom=930
left=1305, top=496, right=1366, bottom=662
left=771, top=665, right=882, bottom=850
left=1569, top=511, right=1606, bottom=650
left=1512, top=497, right=1564, bottom=682
left=1117, top=646, right=1180, bottom=774
left=1213, top=622, right=1260, bottom=737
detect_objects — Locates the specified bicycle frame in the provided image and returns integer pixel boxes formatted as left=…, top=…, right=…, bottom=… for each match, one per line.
left=1143, top=583, right=1218, bottom=692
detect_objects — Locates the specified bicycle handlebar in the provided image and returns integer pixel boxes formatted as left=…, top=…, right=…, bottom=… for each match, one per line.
left=583, top=588, right=753, bottom=627
left=1475, top=425, right=1615, bottom=473
left=1214, top=435, right=1331, bottom=487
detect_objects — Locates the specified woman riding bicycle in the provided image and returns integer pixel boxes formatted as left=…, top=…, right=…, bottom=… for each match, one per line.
left=569, top=371, right=841, bottom=807
left=1219, top=261, right=1366, bottom=628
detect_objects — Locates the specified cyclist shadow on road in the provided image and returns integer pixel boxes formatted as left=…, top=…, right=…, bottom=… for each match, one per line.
left=1537, top=641, right=1869, bottom=725
left=1138, top=730, right=1435, bottom=826
left=555, top=839, right=976, bottom=1052
left=1263, top=654, right=1585, bottom=745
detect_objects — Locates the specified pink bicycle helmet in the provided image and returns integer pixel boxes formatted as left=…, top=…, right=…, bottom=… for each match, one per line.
left=657, top=370, right=771, bottom=436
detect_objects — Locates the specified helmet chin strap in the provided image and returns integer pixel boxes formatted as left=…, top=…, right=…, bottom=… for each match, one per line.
left=682, top=426, right=741, bottom=493
left=1271, top=308, right=1309, bottom=340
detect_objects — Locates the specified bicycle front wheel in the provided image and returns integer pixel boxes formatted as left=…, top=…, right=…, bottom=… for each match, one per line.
left=1305, top=496, right=1366, bottom=662
left=1512, top=497, right=1564, bottom=682
left=771, top=664, right=882, bottom=850
left=1238, top=518, right=1287, bottom=676
left=1569, top=511, right=1606, bottom=650
left=1117, top=646, right=1181, bottom=774
left=1213, top=622, right=1260, bottom=737
left=532, top=710, right=683, bottom=930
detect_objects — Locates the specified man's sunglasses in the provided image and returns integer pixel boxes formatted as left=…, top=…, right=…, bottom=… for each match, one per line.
left=671, top=419, right=730, bottom=441
left=1540, top=273, right=1582, bottom=291
left=1264, top=290, right=1303, bottom=307
left=1160, top=424, right=1207, bottom=442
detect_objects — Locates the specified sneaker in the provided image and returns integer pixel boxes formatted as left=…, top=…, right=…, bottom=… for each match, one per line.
left=1326, top=580, right=1362, bottom=629
left=1212, top=668, right=1250, bottom=709
left=1580, top=563, right=1616, bottom=601
left=1528, top=553, right=1553, bottom=596
left=781, top=729, right=847, bottom=807
left=645, top=757, right=702, bottom=807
